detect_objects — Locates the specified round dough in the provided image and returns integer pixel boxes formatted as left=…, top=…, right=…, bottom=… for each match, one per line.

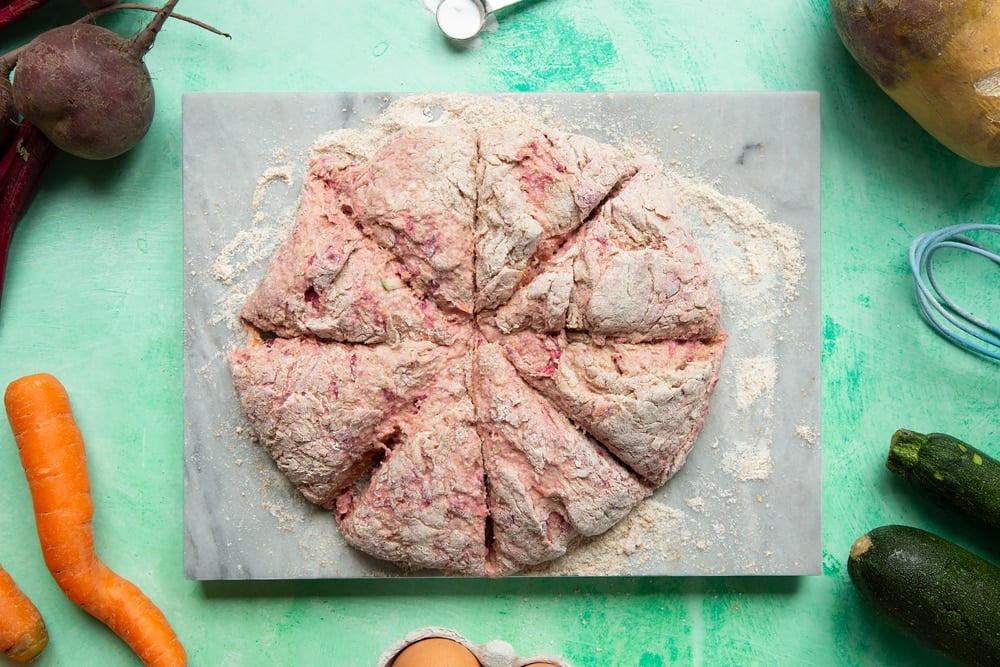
left=229, top=99, right=726, bottom=576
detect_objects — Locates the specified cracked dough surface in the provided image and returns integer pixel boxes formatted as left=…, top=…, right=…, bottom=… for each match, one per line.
left=229, top=106, right=727, bottom=576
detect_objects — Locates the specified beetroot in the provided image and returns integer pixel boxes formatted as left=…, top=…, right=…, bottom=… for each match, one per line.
left=0, top=80, right=17, bottom=149
left=0, top=2, right=123, bottom=32
left=0, top=123, right=57, bottom=309
left=12, top=0, right=178, bottom=160
left=0, top=1, right=50, bottom=31
left=0, top=0, right=224, bottom=310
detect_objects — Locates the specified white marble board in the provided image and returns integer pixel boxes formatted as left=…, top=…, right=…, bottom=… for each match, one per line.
left=182, top=92, right=822, bottom=580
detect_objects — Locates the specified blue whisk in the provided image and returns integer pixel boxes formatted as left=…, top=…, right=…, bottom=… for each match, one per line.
left=909, top=223, right=1000, bottom=361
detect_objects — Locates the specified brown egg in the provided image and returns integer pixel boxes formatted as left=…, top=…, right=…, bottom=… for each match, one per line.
left=392, top=637, right=481, bottom=667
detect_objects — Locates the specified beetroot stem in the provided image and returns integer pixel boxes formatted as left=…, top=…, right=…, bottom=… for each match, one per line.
left=91, top=3, right=230, bottom=38
left=0, top=122, right=57, bottom=310
left=129, top=0, right=179, bottom=57
left=0, top=0, right=49, bottom=31
left=0, top=1, right=228, bottom=73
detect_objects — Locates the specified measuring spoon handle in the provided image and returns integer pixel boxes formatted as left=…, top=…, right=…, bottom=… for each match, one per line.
left=482, top=0, right=526, bottom=14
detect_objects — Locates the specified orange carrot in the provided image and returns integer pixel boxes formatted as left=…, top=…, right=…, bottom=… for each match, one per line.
left=3, top=373, right=186, bottom=667
left=0, top=563, right=47, bottom=662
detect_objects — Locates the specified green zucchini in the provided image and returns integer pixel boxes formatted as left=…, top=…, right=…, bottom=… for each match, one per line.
left=887, top=429, right=1000, bottom=530
left=848, top=525, right=1000, bottom=667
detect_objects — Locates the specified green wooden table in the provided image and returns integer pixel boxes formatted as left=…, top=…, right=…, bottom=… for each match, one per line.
left=0, top=1, right=996, bottom=665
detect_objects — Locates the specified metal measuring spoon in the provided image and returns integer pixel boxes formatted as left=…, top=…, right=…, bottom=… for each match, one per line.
left=435, top=0, right=525, bottom=40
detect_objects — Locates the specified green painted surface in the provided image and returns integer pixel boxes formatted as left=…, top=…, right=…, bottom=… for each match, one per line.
left=0, top=1, right=996, bottom=665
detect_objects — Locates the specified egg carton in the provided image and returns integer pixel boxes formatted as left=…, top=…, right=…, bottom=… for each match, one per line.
left=377, top=626, right=574, bottom=667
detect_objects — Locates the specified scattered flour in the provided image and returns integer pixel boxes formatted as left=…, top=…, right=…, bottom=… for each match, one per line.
left=204, top=154, right=298, bottom=334
left=795, top=422, right=820, bottom=447
left=525, top=499, right=691, bottom=576
left=721, top=438, right=774, bottom=482
left=211, top=163, right=295, bottom=286
left=733, top=355, right=778, bottom=411
left=685, top=496, right=706, bottom=513
left=669, top=172, right=805, bottom=312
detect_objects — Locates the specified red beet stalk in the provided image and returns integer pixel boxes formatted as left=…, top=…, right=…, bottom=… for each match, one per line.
left=0, top=122, right=57, bottom=308
left=0, top=0, right=50, bottom=30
